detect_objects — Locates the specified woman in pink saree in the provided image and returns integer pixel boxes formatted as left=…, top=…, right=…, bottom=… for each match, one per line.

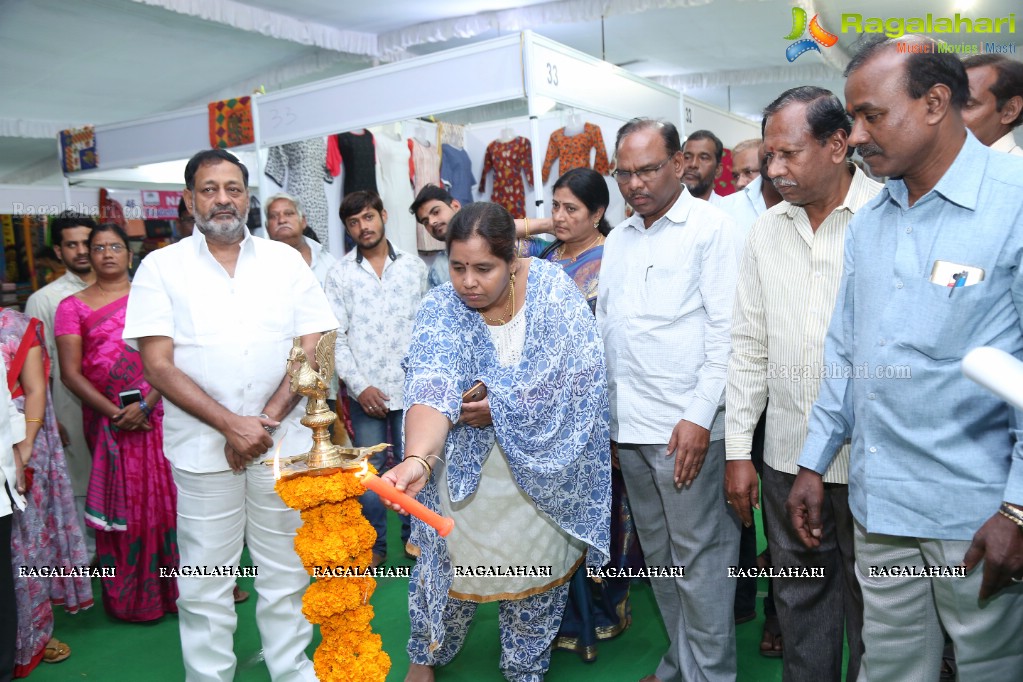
left=55, top=223, right=178, bottom=622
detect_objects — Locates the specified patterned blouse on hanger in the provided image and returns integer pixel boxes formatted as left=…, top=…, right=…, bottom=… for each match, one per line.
left=478, top=136, right=533, bottom=218
left=541, top=122, right=610, bottom=184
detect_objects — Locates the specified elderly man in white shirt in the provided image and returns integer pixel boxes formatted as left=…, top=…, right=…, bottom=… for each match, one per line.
left=598, top=118, right=740, bottom=682
left=1, top=354, right=27, bottom=679
left=326, top=189, right=428, bottom=566
left=24, top=212, right=95, bottom=555
left=264, top=192, right=339, bottom=287
left=124, top=149, right=337, bottom=682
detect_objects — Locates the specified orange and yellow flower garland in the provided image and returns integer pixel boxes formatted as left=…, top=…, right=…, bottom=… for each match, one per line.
left=277, top=468, right=391, bottom=681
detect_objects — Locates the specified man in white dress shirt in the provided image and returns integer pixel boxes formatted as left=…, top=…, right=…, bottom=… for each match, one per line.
left=681, top=129, right=726, bottom=204
left=265, top=192, right=338, bottom=287
left=725, top=86, right=881, bottom=682
left=24, top=211, right=95, bottom=556
left=598, top=118, right=740, bottom=682
left=123, top=149, right=337, bottom=682
left=962, top=54, right=1023, bottom=157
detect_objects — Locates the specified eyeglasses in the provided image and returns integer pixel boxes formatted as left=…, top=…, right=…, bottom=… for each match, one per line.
left=611, top=158, right=672, bottom=184
left=92, top=243, right=126, bottom=254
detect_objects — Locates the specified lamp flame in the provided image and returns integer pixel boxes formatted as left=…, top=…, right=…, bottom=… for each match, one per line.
left=356, top=459, right=369, bottom=479
left=273, top=440, right=283, bottom=480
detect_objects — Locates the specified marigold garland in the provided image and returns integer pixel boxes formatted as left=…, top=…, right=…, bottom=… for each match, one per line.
left=277, top=468, right=390, bottom=681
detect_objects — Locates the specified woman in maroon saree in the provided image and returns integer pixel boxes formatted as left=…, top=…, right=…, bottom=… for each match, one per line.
left=55, top=223, right=178, bottom=622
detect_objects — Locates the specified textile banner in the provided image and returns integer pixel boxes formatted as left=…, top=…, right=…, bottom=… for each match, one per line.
left=208, top=96, right=254, bottom=149
left=59, top=125, right=98, bottom=173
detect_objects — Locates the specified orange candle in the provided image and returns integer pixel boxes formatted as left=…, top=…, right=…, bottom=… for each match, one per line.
left=360, top=472, right=455, bottom=537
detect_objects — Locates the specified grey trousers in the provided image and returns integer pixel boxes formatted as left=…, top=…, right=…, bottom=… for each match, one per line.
left=853, top=520, right=1023, bottom=681
left=619, top=440, right=740, bottom=682
left=762, top=465, right=863, bottom=682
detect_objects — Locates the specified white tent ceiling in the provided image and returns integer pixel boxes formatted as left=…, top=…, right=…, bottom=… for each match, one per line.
left=1, top=0, right=1019, bottom=185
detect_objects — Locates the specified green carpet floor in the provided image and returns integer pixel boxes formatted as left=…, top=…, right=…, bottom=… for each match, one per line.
left=29, top=508, right=839, bottom=681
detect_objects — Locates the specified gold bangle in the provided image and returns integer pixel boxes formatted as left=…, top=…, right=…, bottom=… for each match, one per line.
left=25, top=418, right=43, bottom=424
left=524, top=217, right=530, bottom=236
left=998, top=509, right=1023, bottom=531
left=406, top=455, right=432, bottom=478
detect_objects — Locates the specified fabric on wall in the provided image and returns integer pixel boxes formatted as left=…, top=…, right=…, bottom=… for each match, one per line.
left=410, top=139, right=444, bottom=251
left=441, top=144, right=475, bottom=206
left=336, top=130, right=378, bottom=197
left=374, top=130, right=418, bottom=256
left=478, top=137, right=533, bottom=219
left=264, top=138, right=333, bottom=247
left=541, top=123, right=609, bottom=184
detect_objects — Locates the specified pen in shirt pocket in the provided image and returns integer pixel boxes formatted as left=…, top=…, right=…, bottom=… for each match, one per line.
left=948, top=271, right=968, bottom=298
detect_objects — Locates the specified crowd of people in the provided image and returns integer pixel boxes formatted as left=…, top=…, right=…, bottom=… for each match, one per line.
left=0, top=35, right=1022, bottom=682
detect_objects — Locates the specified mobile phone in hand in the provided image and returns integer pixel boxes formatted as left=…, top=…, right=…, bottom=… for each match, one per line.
left=461, top=381, right=487, bottom=403
left=118, top=389, right=143, bottom=408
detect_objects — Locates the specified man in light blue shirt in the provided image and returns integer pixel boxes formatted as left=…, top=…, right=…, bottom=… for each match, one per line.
left=789, top=35, right=1023, bottom=680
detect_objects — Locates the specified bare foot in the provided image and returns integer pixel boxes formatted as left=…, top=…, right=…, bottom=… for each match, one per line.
left=405, top=663, right=434, bottom=682
left=638, top=676, right=661, bottom=682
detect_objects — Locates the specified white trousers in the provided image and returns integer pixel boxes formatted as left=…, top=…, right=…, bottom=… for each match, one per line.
left=173, top=465, right=316, bottom=682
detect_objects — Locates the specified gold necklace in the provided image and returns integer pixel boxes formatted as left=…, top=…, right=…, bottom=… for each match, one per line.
left=479, top=273, right=516, bottom=326
left=557, top=233, right=604, bottom=263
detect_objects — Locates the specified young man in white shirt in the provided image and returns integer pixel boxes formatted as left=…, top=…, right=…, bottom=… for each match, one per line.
left=326, top=190, right=428, bottom=567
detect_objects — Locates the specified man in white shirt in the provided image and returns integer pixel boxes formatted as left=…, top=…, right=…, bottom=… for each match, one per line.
left=681, top=129, right=726, bottom=204
left=326, top=190, right=427, bottom=567
left=264, top=192, right=338, bottom=287
left=962, top=54, right=1023, bottom=157
left=728, top=138, right=762, bottom=192
left=598, top=118, right=739, bottom=682
left=124, top=149, right=337, bottom=682
left=726, top=86, right=881, bottom=682
left=24, top=211, right=95, bottom=556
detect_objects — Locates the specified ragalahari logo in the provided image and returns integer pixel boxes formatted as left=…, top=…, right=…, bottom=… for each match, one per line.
left=784, top=7, right=839, bottom=62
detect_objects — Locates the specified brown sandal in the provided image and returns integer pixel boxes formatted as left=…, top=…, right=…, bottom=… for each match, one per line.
left=43, top=637, right=71, bottom=663
left=759, top=616, right=783, bottom=658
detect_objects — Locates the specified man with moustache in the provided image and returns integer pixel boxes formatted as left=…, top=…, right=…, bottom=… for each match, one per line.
left=123, top=148, right=337, bottom=682
left=681, top=129, right=725, bottom=204
left=789, top=36, right=1023, bottom=680
left=265, top=192, right=338, bottom=287
left=598, top=118, right=739, bottom=682
left=326, top=190, right=427, bottom=567
left=25, top=211, right=96, bottom=556
left=961, top=54, right=1023, bottom=157
left=726, top=86, right=879, bottom=681
left=717, top=138, right=784, bottom=654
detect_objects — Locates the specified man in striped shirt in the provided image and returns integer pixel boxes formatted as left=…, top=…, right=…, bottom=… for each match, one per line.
left=725, top=86, right=881, bottom=682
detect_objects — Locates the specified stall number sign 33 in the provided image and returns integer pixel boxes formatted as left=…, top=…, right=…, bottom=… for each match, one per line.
left=546, top=62, right=559, bottom=86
